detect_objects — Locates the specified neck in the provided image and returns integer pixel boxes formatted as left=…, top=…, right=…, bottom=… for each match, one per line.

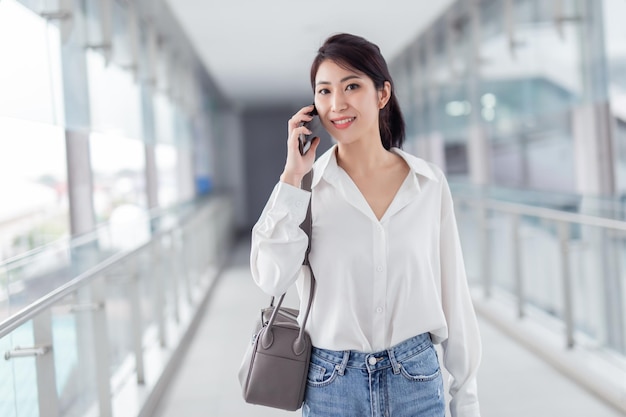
left=335, top=139, right=393, bottom=177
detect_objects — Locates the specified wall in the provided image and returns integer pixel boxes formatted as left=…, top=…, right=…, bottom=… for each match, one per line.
left=211, top=109, right=248, bottom=232
left=242, top=106, right=332, bottom=230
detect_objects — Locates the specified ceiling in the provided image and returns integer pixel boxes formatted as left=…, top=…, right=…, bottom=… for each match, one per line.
left=164, top=0, right=454, bottom=109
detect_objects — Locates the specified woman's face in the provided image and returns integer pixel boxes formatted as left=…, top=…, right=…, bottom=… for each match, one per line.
left=313, top=60, right=390, bottom=147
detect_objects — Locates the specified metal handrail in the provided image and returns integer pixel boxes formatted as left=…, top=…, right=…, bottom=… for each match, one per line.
left=0, top=196, right=214, bottom=340
left=463, top=198, right=626, bottom=231
left=1, top=243, right=138, bottom=339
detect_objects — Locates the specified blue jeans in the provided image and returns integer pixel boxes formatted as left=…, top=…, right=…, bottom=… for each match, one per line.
left=303, top=333, right=445, bottom=417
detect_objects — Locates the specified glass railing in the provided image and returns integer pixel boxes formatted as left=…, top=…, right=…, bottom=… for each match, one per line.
left=451, top=181, right=626, bottom=357
left=452, top=181, right=626, bottom=412
left=0, top=194, right=234, bottom=417
left=0, top=198, right=205, bottom=323
left=450, top=178, right=626, bottom=220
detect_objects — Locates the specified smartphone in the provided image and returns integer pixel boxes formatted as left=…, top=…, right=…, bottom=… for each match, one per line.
left=298, top=106, right=319, bottom=155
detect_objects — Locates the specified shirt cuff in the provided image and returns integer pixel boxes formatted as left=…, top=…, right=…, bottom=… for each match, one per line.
left=269, top=181, right=311, bottom=221
left=450, top=401, right=481, bottom=417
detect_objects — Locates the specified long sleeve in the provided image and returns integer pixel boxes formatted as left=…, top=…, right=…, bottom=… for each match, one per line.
left=250, top=181, right=311, bottom=297
left=439, top=177, right=482, bottom=417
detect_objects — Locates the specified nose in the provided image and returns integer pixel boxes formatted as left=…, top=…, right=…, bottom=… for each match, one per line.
left=331, top=91, right=347, bottom=112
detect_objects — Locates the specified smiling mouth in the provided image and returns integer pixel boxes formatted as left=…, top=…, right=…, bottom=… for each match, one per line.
left=332, top=117, right=355, bottom=126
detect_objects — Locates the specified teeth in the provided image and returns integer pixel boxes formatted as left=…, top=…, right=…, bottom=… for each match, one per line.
left=334, top=118, right=354, bottom=125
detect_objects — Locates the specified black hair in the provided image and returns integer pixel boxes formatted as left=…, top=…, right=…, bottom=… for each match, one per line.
left=310, top=33, right=405, bottom=150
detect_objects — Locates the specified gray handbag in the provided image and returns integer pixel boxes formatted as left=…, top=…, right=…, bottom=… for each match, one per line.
left=238, top=171, right=316, bottom=411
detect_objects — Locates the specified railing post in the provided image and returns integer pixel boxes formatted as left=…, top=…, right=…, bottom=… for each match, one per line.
left=152, top=240, right=167, bottom=347
left=480, top=201, right=492, bottom=298
left=91, top=278, right=113, bottom=416
left=200, top=208, right=211, bottom=276
left=128, top=260, right=145, bottom=384
left=558, top=221, right=575, bottom=349
left=175, top=228, right=193, bottom=304
left=190, top=218, right=200, bottom=287
left=166, top=233, right=180, bottom=323
left=205, top=208, right=216, bottom=282
left=32, top=310, right=60, bottom=417
left=512, top=214, right=524, bottom=318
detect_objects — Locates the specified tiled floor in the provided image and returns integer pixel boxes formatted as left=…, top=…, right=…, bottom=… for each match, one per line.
left=152, top=240, right=625, bottom=417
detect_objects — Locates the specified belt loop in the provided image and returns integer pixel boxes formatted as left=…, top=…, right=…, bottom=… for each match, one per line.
left=336, top=350, right=349, bottom=376
left=387, top=348, right=401, bottom=374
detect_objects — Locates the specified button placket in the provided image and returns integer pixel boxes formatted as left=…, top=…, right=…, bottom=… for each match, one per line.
left=371, top=222, right=388, bottom=349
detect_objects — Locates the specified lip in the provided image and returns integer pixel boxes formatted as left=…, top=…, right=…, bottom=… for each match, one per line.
left=330, top=117, right=356, bottom=130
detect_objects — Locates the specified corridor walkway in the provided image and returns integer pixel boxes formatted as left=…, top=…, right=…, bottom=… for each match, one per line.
left=152, top=240, right=625, bottom=417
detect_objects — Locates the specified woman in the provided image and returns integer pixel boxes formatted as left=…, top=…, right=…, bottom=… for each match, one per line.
left=250, top=33, right=481, bottom=417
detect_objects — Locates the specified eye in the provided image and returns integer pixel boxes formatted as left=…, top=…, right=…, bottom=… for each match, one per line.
left=317, top=88, right=330, bottom=95
left=346, top=83, right=360, bottom=91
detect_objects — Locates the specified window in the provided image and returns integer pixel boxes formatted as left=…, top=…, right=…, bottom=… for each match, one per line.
left=0, top=0, right=68, bottom=261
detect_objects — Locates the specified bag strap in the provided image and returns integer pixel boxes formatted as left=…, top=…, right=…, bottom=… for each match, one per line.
left=263, top=170, right=316, bottom=355
left=298, top=170, right=316, bottom=331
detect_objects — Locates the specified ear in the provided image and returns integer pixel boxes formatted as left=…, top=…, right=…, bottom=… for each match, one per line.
left=378, top=81, right=392, bottom=109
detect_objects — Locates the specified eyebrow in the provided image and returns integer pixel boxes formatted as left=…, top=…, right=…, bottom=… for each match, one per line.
left=315, top=75, right=362, bottom=86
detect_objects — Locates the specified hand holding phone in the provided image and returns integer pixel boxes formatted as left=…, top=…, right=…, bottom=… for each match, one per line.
left=298, top=105, right=319, bottom=155
left=280, top=105, right=320, bottom=187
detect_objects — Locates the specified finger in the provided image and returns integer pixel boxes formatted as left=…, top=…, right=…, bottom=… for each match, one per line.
left=292, top=105, right=315, bottom=122
left=291, top=125, right=312, bottom=137
left=309, top=137, right=321, bottom=153
left=288, top=117, right=299, bottom=130
left=300, top=104, right=315, bottom=113
left=289, top=113, right=314, bottom=129
left=292, top=105, right=315, bottom=119
left=287, top=128, right=307, bottom=150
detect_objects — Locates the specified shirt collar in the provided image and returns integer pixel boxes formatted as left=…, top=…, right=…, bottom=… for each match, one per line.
left=390, top=147, right=439, bottom=182
left=311, top=144, right=439, bottom=188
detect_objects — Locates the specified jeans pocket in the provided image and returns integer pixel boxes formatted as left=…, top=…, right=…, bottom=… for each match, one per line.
left=306, top=354, right=339, bottom=387
left=399, top=345, right=441, bottom=382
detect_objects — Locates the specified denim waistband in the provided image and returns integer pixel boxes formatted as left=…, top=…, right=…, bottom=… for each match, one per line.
left=310, top=333, right=433, bottom=375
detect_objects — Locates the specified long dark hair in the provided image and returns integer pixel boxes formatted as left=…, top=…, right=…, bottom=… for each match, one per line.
left=310, top=33, right=405, bottom=150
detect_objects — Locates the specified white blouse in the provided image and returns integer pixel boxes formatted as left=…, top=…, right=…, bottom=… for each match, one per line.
left=250, top=145, right=481, bottom=417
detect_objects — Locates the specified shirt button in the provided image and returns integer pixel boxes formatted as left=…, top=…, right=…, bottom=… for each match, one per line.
left=376, top=307, right=383, bottom=313
left=368, top=357, right=377, bottom=366
left=295, top=201, right=303, bottom=208
left=376, top=266, right=383, bottom=272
